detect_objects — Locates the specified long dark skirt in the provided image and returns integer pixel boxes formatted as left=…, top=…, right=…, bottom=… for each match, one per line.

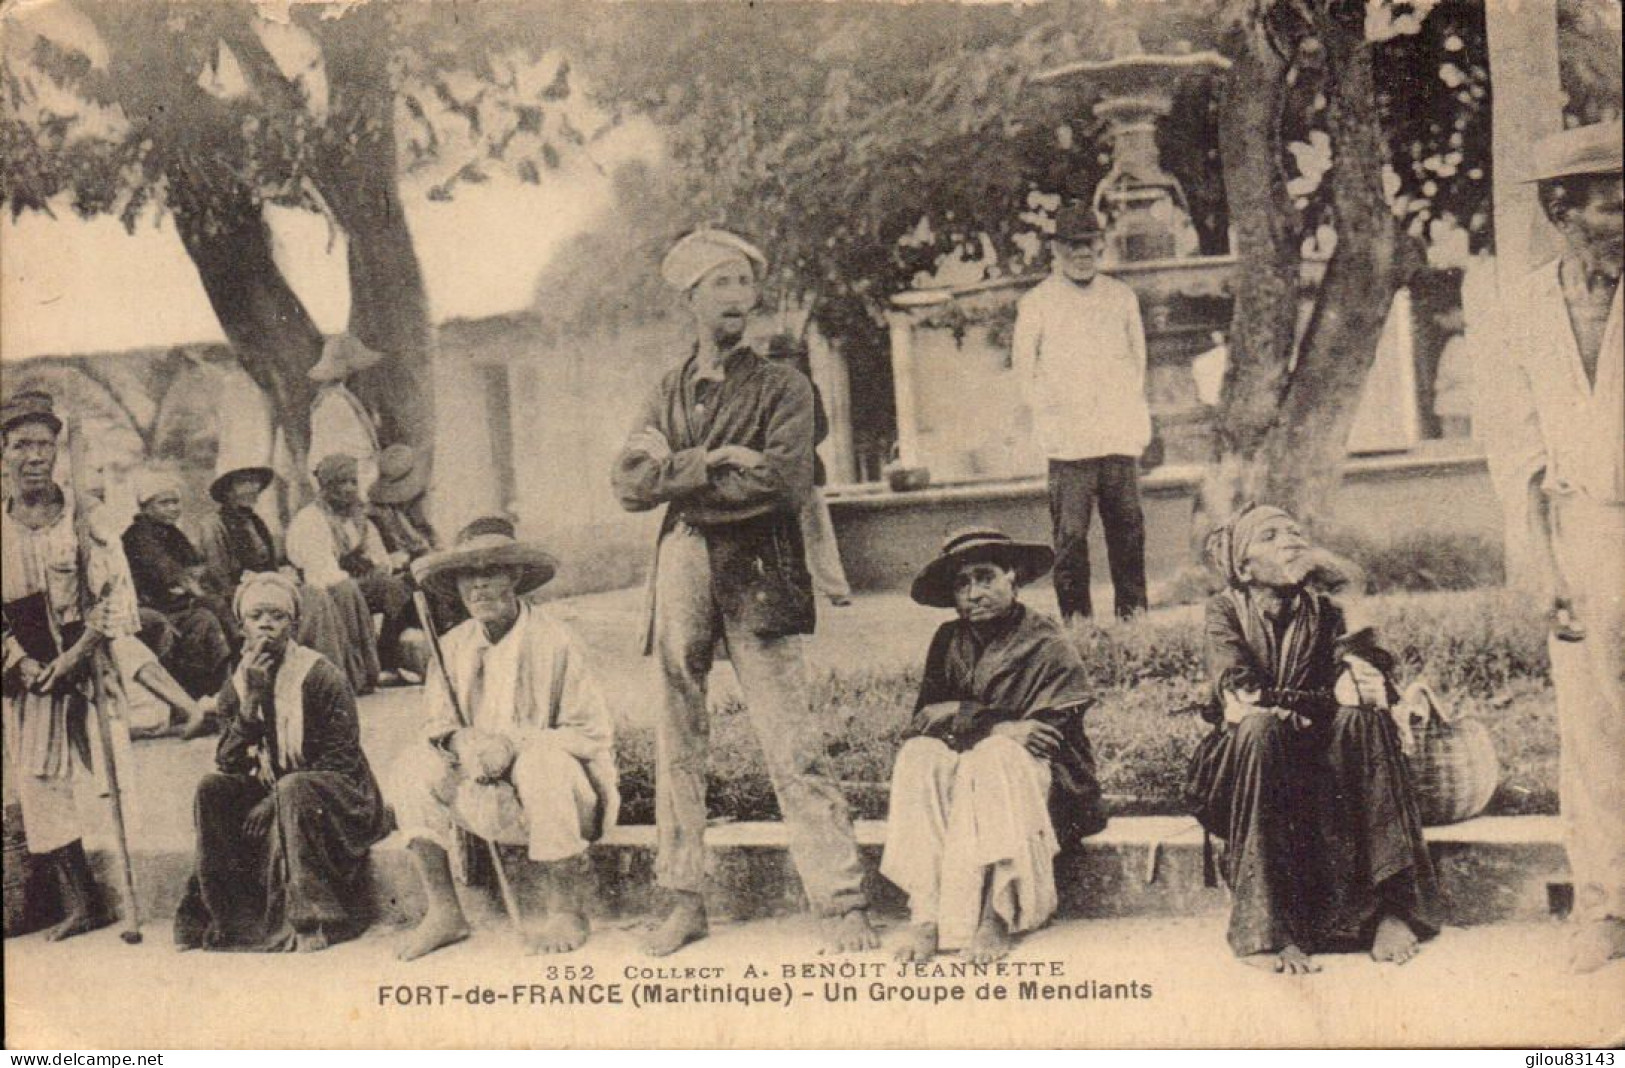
left=175, top=770, right=389, bottom=951
left=1206, top=705, right=1442, bottom=957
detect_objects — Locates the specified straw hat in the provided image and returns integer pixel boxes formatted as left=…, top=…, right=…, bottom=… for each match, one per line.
left=1521, top=120, right=1622, bottom=183
left=209, top=465, right=274, bottom=505
left=369, top=444, right=428, bottom=505
left=412, top=516, right=557, bottom=597
left=909, top=527, right=1055, bottom=609
left=307, top=334, right=384, bottom=383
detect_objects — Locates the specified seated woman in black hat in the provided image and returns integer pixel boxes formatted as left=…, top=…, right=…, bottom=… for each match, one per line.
left=196, top=465, right=374, bottom=695
left=1186, top=504, right=1441, bottom=974
left=880, top=528, right=1104, bottom=965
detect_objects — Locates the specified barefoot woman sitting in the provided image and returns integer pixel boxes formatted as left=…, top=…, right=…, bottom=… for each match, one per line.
left=175, top=572, right=392, bottom=952
left=880, top=528, right=1105, bottom=964
left=1187, top=505, right=1442, bottom=973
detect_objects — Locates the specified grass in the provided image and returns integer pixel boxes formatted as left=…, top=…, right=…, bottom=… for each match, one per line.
left=613, top=587, right=1558, bottom=824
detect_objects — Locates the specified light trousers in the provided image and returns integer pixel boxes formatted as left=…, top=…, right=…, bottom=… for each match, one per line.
left=651, top=523, right=866, bottom=915
left=393, top=733, right=597, bottom=863
left=879, top=735, right=1058, bottom=949
left=1549, top=497, right=1625, bottom=922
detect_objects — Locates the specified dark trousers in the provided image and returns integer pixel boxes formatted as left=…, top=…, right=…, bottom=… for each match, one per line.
left=137, top=602, right=232, bottom=699
left=353, top=572, right=414, bottom=671
left=1047, top=455, right=1148, bottom=621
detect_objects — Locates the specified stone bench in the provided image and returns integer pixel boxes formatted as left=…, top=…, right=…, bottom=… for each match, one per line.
left=82, top=815, right=1569, bottom=933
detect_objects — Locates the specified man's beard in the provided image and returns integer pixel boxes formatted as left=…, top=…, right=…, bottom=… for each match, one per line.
left=711, top=319, right=746, bottom=347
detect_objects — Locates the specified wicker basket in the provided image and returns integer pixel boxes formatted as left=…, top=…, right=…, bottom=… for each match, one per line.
left=1398, top=682, right=1500, bottom=826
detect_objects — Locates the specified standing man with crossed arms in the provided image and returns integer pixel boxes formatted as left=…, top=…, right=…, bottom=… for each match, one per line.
left=613, top=228, right=875, bottom=957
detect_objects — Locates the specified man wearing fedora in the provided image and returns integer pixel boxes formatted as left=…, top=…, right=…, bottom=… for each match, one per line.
left=881, top=528, right=1104, bottom=964
left=2, top=389, right=143, bottom=941
left=1483, top=119, right=1623, bottom=973
left=613, top=228, right=875, bottom=956
left=368, top=444, right=439, bottom=565
left=392, top=517, right=618, bottom=960
left=309, top=334, right=385, bottom=498
left=1012, top=202, right=1151, bottom=623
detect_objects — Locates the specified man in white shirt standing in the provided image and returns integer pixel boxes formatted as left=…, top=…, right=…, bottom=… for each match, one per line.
left=1483, top=121, right=1623, bottom=974
left=1011, top=204, right=1150, bottom=623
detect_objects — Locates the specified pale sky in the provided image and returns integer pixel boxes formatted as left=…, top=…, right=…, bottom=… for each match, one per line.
left=0, top=155, right=654, bottom=361
left=0, top=0, right=659, bottom=363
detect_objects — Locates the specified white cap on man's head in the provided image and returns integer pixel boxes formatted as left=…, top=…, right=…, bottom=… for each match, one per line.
left=661, top=228, right=766, bottom=291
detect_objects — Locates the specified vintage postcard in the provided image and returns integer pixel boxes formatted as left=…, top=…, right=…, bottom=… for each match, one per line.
left=2, top=0, right=1622, bottom=1050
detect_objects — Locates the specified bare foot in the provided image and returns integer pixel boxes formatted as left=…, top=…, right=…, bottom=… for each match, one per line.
left=527, top=911, right=590, bottom=955
left=643, top=896, right=708, bottom=957
left=1569, top=918, right=1625, bottom=974
left=1244, top=944, right=1320, bottom=974
left=1371, top=914, right=1421, bottom=964
left=894, top=922, right=939, bottom=963
left=822, top=908, right=880, bottom=954
left=963, top=914, right=1012, bottom=964
left=295, top=926, right=330, bottom=953
left=397, top=909, right=471, bottom=962
left=46, top=905, right=111, bottom=942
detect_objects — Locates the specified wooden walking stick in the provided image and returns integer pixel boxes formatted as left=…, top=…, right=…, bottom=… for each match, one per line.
left=65, top=420, right=142, bottom=944
left=410, top=586, right=526, bottom=937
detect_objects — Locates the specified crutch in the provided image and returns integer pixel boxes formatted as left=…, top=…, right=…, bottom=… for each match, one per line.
left=65, top=421, right=142, bottom=944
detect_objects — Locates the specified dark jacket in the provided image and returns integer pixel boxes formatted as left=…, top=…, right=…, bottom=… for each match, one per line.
left=613, top=345, right=817, bottom=649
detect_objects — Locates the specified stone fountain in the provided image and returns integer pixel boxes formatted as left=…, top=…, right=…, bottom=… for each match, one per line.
left=881, top=23, right=1237, bottom=479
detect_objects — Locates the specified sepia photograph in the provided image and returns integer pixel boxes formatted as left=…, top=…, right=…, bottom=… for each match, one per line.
left=1, top=0, right=1621, bottom=1050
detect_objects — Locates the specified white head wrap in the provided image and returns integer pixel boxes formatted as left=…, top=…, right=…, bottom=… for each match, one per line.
left=233, top=571, right=301, bottom=622
left=133, top=469, right=183, bottom=507
left=660, top=228, right=767, bottom=292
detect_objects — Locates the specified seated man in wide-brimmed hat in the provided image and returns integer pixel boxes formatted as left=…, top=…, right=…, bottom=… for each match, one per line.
left=392, top=517, right=619, bottom=961
left=880, top=528, right=1105, bottom=965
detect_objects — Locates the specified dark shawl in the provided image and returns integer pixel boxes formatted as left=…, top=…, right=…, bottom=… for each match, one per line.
left=122, top=513, right=203, bottom=613
left=1203, top=588, right=1346, bottom=725
left=910, top=603, right=1105, bottom=843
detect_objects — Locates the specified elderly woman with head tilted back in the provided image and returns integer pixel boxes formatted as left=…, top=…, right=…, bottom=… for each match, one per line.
left=1185, top=505, right=1441, bottom=974
left=174, top=572, right=391, bottom=953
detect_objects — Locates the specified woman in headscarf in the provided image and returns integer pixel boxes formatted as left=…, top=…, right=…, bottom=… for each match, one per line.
left=174, top=573, right=392, bottom=952
left=1187, top=504, right=1440, bottom=974
left=195, top=465, right=373, bottom=695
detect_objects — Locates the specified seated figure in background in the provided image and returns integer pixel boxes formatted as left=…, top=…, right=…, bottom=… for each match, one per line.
left=122, top=470, right=233, bottom=701
left=1185, top=504, right=1441, bottom=974
left=175, top=572, right=391, bottom=952
left=880, top=527, right=1105, bottom=965
left=197, top=463, right=375, bottom=695
left=286, top=454, right=413, bottom=692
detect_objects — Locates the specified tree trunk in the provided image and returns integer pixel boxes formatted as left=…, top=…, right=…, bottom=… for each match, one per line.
left=1254, top=1, right=1417, bottom=528
left=82, top=1, right=326, bottom=497
left=168, top=173, right=324, bottom=487
left=1194, top=9, right=1302, bottom=544
left=308, top=11, right=436, bottom=457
